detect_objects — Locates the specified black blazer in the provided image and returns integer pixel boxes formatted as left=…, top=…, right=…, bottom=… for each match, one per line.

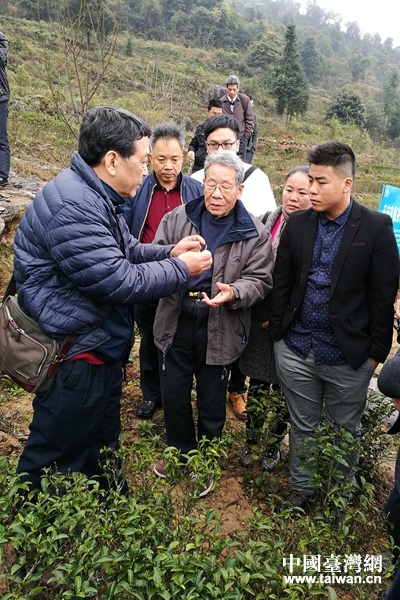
left=269, top=200, right=399, bottom=370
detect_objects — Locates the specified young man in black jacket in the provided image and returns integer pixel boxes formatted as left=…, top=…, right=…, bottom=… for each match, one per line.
left=269, top=140, right=399, bottom=512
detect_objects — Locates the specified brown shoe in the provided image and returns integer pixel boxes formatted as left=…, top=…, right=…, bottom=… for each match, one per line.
left=154, top=459, right=167, bottom=478
left=228, top=391, right=247, bottom=420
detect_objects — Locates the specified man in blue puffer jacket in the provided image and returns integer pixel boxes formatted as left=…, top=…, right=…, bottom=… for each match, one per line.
left=121, top=122, right=203, bottom=419
left=13, top=106, right=212, bottom=494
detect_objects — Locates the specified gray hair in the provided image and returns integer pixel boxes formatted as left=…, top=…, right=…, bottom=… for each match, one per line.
left=204, top=151, right=245, bottom=186
left=226, top=74, right=240, bottom=87
left=150, top=122, right=185, bottom=152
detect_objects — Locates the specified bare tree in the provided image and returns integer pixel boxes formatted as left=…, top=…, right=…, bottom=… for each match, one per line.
left=38, top=0, right=125, bottom=136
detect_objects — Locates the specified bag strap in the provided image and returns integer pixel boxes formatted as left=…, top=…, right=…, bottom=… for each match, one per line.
left=2, top=273, right=16, bottom=301
left=238, top=93, right=247, bottom=115
left=243, top=165, right=257, bottom=182
left=48, top=335, right=78, bottom=378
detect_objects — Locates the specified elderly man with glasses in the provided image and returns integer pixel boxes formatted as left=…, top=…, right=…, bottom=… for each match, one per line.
left=152, top=151, right=273, bottom=494
left=192, top=114, right=277, bottom=419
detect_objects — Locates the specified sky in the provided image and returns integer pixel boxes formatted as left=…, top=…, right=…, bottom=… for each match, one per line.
left=300, top=0, right=400, bottom=48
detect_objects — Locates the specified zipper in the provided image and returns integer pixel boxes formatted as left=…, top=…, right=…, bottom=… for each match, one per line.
left=3, top=304, right=50, bottom=376
left=138, top=183, right=156, bottom=241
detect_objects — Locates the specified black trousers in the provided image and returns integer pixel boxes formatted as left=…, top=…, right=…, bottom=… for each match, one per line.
left=17, top=360, right=124, bottom=493
left=228, top=358, right=247, bottom=394
left=159, top=298, right=228, bottom=454
left=246, top=378, right=289, bottom=439
left=134, top=301, right=162, bottom=406
left=0, top=100, right=10, bottom=180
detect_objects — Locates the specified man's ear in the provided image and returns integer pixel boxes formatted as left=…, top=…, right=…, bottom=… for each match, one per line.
left=149, top=153, right=154, bottom=166
left=343, top=176, right=353, bottom=194
left=237, top=183, right=245, bottom=198
left=103, top=150, right=118, bottom=176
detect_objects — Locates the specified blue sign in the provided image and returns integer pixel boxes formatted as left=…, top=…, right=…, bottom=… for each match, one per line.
left=378, top=184, right=400, bottom=253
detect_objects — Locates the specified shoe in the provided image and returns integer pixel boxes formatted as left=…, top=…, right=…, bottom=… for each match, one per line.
left=274, top=490, right=312, bottom=514
left=0, top=178, right=8, bottom=187
left=240, top=444, right=255, bottom=468
left=228, top=391, right=247, bottom=420
left=262, top=446, right=282, bottom=471
left=136, top=399, right=161, bottom=418
left=153, top=459, right=167, bottom=479
left=189, top=472, right=214, bottom=498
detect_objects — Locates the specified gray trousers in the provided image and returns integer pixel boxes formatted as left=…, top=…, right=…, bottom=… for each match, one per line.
left=274, top=339, right=375, bottom=496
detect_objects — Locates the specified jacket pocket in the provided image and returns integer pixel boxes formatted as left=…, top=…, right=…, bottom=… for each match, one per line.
left=349, top=311, right=370, bottom=328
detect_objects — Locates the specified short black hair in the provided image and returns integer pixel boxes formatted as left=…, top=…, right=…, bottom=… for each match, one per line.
left=207, top=98, right=223, bottom=111
left=203, top=115, right=240, bottom=141
left=246, top=93, right=253, bottom=101
left=79, top=106, right=151, bottom=167
left=306, top=141, right=356, bottom=179
left=150, top=122, right=185, bottom=152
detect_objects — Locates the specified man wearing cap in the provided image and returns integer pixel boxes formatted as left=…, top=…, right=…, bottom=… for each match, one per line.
left=220, top=75, right=253, bottom=161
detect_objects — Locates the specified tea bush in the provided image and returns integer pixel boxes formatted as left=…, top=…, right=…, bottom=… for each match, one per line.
left=0, top=394, right=395, bottom=599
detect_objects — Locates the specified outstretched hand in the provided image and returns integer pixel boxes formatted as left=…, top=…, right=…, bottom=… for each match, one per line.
left=202, top=282, right=235, bottom=307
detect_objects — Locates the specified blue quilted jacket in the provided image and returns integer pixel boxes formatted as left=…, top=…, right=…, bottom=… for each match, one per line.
left=13, top=153, right=190, bottom=356
left=120, top=171, right=203, bottom=239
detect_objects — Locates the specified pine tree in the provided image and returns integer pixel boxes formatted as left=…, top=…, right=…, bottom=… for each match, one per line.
left=301, top=37, right=322, bottom=83
left=272, top=22, right=309, bottom=127
left=125, top=36, right=133, bottom=56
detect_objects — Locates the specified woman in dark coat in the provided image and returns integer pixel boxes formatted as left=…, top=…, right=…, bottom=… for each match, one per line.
left=240, top=166, right=312, bottom=470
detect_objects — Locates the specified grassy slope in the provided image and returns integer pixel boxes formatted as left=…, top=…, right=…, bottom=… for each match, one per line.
left=2, top=15, right=400, bottom=209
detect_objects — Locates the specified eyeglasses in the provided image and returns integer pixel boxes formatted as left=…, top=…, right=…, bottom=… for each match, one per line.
left=204, top=183, right=236, bottom=194
left=206, top=141, right=238, bottom=150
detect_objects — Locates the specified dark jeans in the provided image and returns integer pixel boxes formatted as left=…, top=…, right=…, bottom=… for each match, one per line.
left=245, top=148, right=255, bottom=164
left=17, top=360, right=125, bottom=493
left=228, top=357, right=247, bottom=394
left=386, top=485, right=400, bottom=565
left=0, top=100, right=10, bottom=180
left=159, top=298, right=228, bottom=454
left=384, top=564, right=400, bottom=599
left=134, top=301, right=162, bottom=406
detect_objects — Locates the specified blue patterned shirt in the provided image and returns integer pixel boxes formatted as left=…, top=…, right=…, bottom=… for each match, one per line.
left=284, top=200, right=353, bottom=365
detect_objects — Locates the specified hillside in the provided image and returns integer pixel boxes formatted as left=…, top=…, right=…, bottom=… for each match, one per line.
left=0, top=5, right=399, bottom=211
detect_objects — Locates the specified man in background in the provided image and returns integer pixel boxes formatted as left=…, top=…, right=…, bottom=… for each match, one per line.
left=187, top=98, right=223, bottom=174
left=122, top=122, right=203, bottom=419
left=0, top=31, right=10, bottom=187
left=191, top=115, right=276, bottom=217
left=220, top=75, right=253, bottom=161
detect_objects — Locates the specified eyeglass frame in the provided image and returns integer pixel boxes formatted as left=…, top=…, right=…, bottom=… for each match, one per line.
left=203, top=182, right=239, bottom=194
left=205, top=141, right=238, bottom=150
